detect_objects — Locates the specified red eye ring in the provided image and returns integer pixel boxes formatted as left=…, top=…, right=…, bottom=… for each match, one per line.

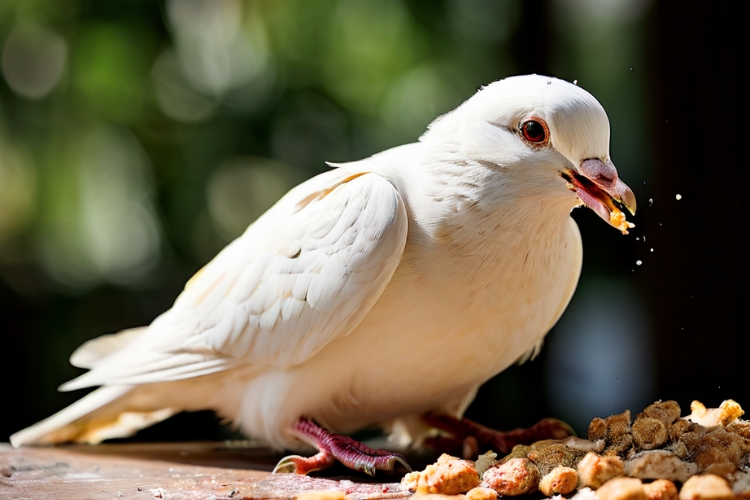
left=520, top=117, right=549, bottom=145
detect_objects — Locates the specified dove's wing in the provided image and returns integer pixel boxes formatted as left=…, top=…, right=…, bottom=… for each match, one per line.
left=61, top=168, right=408, bottom=390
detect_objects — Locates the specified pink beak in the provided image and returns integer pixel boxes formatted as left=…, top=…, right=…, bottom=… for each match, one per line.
left=561, top=158, right=637, bottom=234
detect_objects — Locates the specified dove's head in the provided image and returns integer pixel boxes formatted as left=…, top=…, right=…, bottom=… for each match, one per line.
left=422, top=74, right=636, bottom=233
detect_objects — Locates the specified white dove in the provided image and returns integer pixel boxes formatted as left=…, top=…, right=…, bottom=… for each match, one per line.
left=12, top=75, right=635, bottom=475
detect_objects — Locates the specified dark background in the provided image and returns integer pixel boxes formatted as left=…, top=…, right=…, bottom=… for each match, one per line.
left=0, top=1, right=743, bottom=443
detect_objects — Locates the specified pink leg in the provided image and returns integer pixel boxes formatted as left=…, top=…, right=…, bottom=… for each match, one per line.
left=273, top=418, right=411, bottom=477
left=423, top=412, right=574, bottom=457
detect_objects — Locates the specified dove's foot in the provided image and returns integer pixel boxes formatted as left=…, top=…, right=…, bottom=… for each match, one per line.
left=273, top=417, right=412, bottom=476
left=422, top=412, right=574, bottom=458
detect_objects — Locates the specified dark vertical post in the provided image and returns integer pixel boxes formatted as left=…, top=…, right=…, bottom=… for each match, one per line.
left=645, top=4, right=742, bottom=404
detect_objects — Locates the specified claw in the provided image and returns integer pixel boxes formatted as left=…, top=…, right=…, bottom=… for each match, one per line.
left=272, top=450, right=335, bottom=475
left=272, top=455, right=302, bottom=474
left=386, top=455, right=412, bottom=473
left=358, top=462, right=376, bottom=477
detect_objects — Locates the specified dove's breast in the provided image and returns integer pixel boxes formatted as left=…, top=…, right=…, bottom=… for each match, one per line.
left=234, top=186, right=583, bottom=450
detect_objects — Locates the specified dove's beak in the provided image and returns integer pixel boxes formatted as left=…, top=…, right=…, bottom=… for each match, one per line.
left=561, top=158, right=637, bottom=235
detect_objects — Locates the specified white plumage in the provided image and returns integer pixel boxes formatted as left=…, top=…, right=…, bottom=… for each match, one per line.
left=12, top=75, right=633, bottom=452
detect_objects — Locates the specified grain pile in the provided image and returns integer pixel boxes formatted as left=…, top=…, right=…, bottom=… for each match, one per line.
left=401, top=399, right=749, bottom=499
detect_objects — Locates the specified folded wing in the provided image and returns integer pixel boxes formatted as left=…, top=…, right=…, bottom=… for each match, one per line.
left=61, top=168, right=408, bottom=390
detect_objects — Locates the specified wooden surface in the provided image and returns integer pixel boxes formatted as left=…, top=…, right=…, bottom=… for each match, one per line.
left=0, top=442, right=411, bottom=500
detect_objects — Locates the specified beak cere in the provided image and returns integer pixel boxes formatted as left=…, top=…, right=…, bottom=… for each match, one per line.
left=561, top=158, right=637, bottom=234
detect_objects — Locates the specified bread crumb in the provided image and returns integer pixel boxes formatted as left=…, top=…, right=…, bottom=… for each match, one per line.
left=643, top=479, right=678, bottom=500
left=464, top=486, right=498, bottom=500
left=632, top=418, right=668, bottom=451
left=539, top=466, right=578, bottom=496
left=625, top=450, right=698, bottom=483
left=402, top=454, right=480, bottom=495
left=597, top=477, right=647, bottom=500
left=679, top=474, right=734, bottom=500
left=578, top=452, right=624, bottom=488
left=481, top=457, right=540, bottom=496
left=686, top=400, right=744, bottom=427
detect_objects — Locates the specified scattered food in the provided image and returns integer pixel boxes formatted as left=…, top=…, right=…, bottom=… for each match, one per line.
left=464, top=487, right=498, bottom=500
left=402, top=453, right=480, bottom=495
left=402, top=399, right=750, bottom=499
left=643, top=479, right=679, bottom=500
left=474, top=451, right=498, bottom=477
left=578, top=452, right=625, bottom=488
left=686, top=400, right=744, bottom=428
left=480, top=458, right=540, bottom=496
left=539, top=466, right=578, bottom=496
left=596, top=477, right=646, bottom=500
left=624, top=450, right=697, bottom=483
left=679, top=474, right=734, bottom=500
left=676, top=194, right=682, bottom=200
left=297, top=491, right=350, bottom=500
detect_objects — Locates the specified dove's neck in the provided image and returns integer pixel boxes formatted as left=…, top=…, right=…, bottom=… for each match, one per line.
left=372, top=143, right=579, bottom=251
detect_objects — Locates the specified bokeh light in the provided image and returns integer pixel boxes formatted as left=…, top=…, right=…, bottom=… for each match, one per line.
left=2, top=25, right=67, bottom=99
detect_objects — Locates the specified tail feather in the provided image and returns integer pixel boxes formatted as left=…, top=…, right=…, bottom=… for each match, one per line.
left=10, top=385, right=174, bottom=447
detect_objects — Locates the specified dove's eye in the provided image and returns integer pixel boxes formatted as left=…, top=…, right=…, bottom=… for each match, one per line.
left=520, top=118, right=549, bottom=145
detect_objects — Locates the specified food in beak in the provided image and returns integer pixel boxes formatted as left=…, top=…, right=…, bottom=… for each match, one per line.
left=561, top=159, right=636, bottom=235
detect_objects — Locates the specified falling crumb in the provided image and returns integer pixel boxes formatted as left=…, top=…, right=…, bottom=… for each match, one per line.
left=650, top=248, right=654, bottom=252
left=636, top=260, right=642, bottom=266
left=649, top=198, right=654, bottom=205
left=675, top=194, right=682, bottom=200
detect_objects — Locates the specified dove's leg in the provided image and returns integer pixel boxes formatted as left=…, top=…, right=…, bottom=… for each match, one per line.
left=273, top=417, right=411, bottom=476
left=422, top=412, right=574, bottom=458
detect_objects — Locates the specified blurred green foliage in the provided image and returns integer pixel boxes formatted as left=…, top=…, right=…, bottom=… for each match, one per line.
left=0, top=0, right=650, bottom=285
left=0, top=0, right=653, bottom=440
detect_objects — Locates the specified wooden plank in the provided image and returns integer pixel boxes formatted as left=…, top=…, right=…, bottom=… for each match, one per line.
left=0, top=442, right=411, bottom=500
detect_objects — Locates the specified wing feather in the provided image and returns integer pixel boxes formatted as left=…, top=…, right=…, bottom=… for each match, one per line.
left=61, top=169, right=407, bottom=390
